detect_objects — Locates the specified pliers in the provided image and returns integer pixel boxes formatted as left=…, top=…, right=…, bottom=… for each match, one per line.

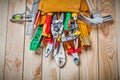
left=51, top=13, right=65, bottom=67
left=66, top=13, right=81, bottom=64
left=51, top=13, right=64, bottom=48
left=53, top=33, right=66, bottom=67
left=54, top=42, right=66, bottom=67
left=44, top=38, right=53, bottom=57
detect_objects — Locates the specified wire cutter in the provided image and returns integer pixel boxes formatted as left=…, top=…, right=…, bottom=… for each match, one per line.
left=51, top=13, right=64, bottom=48
left=53, top=33, right=66, bottom=67
left=54, top=42, right=66, bottom=67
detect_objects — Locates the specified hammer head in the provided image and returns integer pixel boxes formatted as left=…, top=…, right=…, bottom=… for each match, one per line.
left=78, top=13, right=113, bottom=26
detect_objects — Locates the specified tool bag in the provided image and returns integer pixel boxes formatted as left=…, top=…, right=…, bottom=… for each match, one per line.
left=38, top=0, right=90, bottom=24
left=10, top=0, right=112, bottom=67
left=37, top=0, right=91, bottom=47
left=38, top=0, right=81, bottom=14
left=30, top=0, right=92, bottom=67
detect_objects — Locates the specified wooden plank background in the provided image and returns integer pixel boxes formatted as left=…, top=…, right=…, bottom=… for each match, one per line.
left=0, top=0, right=120, bottom=80
left=0, top=0, right=8, bottom=80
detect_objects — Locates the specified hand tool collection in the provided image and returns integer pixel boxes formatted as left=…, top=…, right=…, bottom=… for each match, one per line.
left=10, top=0, right=113, bottom=68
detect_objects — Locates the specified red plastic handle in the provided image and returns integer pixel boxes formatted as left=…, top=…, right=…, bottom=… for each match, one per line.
left=55, top=41, right=59, bottom=48
left=44, top=38, right=53, bottom=44
left=74, top=48, right=81, bottom=53
left=34, top=10, right=41, bottom=26
left=42, top=13, right=52, bottom=36
left=67, top=48, right=81, bottom=55
left=67, top=48, right=74, bottom=55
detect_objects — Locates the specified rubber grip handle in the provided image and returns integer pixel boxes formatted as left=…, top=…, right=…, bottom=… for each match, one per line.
left=67, top=48, right=74, bottom=55
left=55, top=41, right=59, bottom=47
left=44, top=38, right=53, bottom=43
left=34, top=10, right=41, bottom=27
left=74, top=48, right=81, bottom=53
left=64, top=12, right=71, bottom=31
left=42, top=13, right=52, bottom=36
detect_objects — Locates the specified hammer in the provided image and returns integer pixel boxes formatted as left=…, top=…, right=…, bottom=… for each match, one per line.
left=78, top=0, right=113, bottom=26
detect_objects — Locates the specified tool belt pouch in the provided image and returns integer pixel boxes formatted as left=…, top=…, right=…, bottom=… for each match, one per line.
left=38, top=0, right=89, bottom=25
left=38, top=0, right=81, bottom=14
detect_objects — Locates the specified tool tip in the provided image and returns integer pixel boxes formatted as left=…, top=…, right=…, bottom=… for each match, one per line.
left=74, top=58, right=79, bottom=65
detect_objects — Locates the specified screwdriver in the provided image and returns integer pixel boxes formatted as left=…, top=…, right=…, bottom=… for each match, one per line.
left=34, top=10, right=41, bottom=28
left=64, top=12, right=71, bottom=32
left=30, top=25, right=43, bottom=50
left=42, top=13, right=53, bottom=36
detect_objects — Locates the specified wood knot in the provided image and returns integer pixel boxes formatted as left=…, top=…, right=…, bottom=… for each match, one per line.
left=15, top=58, right=21, bottom=67
left=33, top=65, right=41, bottom=78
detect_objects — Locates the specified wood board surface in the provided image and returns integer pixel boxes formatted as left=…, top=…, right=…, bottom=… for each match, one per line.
left=116, top=0, right=120, bottom=79
left=3, top=0, right=26, bottom=80
left=0, top=0, right=8, bottom=79
left=23, top=0, right=43, bottom=80
left=98, top=0, right=118, bottom=80
left=0, top=0, right=119, bottom=80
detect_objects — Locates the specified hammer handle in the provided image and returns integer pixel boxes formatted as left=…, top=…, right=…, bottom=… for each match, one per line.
left=85, top=0, right=96, bottom=13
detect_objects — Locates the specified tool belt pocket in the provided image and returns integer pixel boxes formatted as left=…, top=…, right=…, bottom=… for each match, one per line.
left=38, top=0, right=81, bottom=14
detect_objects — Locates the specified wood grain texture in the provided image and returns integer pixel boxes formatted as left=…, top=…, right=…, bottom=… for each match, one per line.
left=23, top=36, right=43, bottom=80
left=60, top=52, right=79, bottom=80
left=98, top=0, right=118, bottom=80
left=42, top=49, right=59, bottom=80
left=80, top=27, right=99, bottom=80
left=0, top=0, right=8, bottom=79
left=23, top=0, right=43, bottom=80
left=1, top=0, right=120, bottom=80
left=116, top=0, right=120, bottom=79
left=4, top=0, right=25, bottom=80
left=79, top=50, right=88, bottom=80
left=79, top=0, right=99, bottom=79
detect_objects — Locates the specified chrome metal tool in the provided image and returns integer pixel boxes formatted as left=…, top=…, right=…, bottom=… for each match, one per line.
left=44, top=38, right=53, bottom=57
left=78, top=0, right=113, bottom=26
left=53, top=33, right=66, bottom=67
left=51, top=13, right=66, bottom=67
left=51, top=13, right=64, bottom=49
left=26, top=0, right=40, bottom=35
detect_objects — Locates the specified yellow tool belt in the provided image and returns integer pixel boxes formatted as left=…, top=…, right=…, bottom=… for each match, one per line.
left=38, top=0, right=90, bottom=25
left=38, top=0, right=81, bottom=14
left=37, top=0, right=92, bottom=49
